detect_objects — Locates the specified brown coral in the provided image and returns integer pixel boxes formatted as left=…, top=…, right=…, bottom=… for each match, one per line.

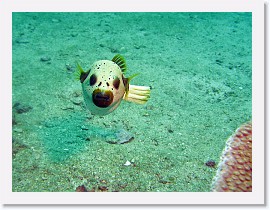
left=211, top=121, right=252, bottom=192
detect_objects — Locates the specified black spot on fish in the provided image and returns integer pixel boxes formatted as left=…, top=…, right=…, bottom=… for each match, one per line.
left=90, top=74, right=97, bottom=86
left=113, top=77, right=120, bottom=89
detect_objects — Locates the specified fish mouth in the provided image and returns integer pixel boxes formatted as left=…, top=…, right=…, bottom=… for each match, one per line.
left=92, top=89, right=114, bottom=108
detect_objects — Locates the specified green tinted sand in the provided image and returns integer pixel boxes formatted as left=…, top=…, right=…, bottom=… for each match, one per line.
left=12, top=12, right=251, bottom=192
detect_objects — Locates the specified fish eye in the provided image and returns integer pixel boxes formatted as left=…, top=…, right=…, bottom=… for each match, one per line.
left=90, top=74, right=97, bottom=86
left=113, top=77, right=120, bottom=90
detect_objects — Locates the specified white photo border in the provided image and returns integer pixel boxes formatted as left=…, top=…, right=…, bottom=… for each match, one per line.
left=0, top=0, right=265, bottom=205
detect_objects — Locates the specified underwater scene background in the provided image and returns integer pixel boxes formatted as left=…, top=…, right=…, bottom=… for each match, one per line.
left=12, top=12, right=252, bottom=192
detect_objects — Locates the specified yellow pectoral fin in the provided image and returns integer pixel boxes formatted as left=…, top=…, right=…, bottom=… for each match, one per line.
left=128, top=73, right=140, bottom=81
left=124, top=84, right=150, bottom=104
left=75, top=62, right=90, bottom=83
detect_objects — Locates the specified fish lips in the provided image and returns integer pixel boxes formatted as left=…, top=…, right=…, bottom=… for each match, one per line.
left=92, top=89, right=114, bottom=108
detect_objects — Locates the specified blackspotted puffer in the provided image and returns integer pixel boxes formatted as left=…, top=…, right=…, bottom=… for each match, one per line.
left=77, top=54, right=150, bottom=115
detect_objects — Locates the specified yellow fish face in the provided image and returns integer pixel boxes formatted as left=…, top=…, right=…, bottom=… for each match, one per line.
left=81, top=60, right=126, bottom=115
left=77, top=54, right=151, bottom=116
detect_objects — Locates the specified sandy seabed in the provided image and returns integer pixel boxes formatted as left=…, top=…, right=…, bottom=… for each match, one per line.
left=12, top=12, right=251, bottom=192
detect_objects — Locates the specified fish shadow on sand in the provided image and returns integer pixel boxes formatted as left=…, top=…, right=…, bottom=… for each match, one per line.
left=40, top=113, right=131, bottom=162
left=40, top=113, right=89, bottom=162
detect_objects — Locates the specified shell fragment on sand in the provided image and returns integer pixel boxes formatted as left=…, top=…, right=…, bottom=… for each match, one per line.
left=211, top=121, right=252, bottom=192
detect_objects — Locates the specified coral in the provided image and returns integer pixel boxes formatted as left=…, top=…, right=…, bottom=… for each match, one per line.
left=211, top=121, right=252, bottom=192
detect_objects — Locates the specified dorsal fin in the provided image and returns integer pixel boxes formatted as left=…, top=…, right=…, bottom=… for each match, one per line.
left=112, top=54, right=127, bottom=73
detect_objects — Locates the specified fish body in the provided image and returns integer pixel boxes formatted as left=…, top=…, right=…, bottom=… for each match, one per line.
left=77, top=54, right=150, bottom=115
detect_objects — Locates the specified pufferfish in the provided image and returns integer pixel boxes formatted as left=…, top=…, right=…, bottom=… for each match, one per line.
left=76, top=54, right=150, bottom=115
